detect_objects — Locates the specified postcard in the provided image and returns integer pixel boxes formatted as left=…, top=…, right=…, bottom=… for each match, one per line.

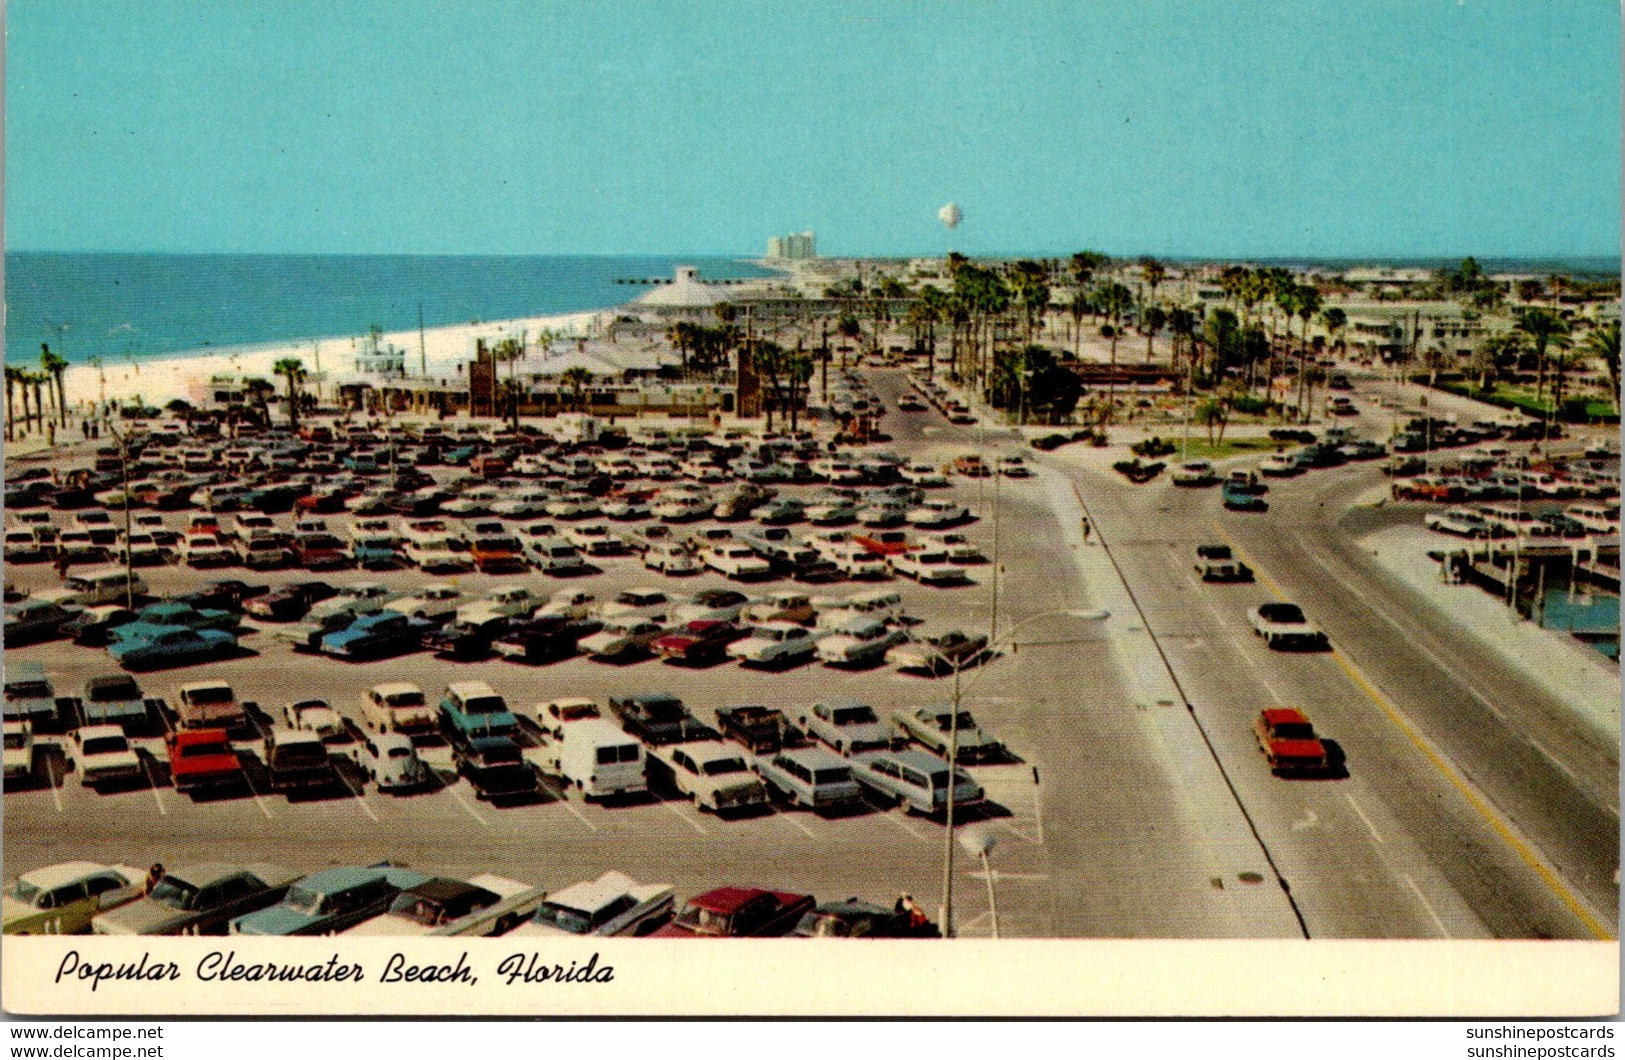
left=2, top=0, right=1619, bottom=1022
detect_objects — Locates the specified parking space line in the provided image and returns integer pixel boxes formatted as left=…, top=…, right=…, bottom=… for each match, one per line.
left=242, top=776, right=275, bottom=820
left=778, top=813, right=817, bottom=838
left=877, top=811, right=929, bottom=840
left=1403, top=873, right=1450, bottom=939
left=443, top=782, right=490, bottom=826
left=340, top=773, right=380, bottom=823
left=48, top=772, right=64, bottom=813
left=144, top=761, right=168, bottom=817
left=659, top=800, right=708, bottom=835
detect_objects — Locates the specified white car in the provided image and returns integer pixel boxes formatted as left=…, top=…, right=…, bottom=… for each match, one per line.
left=489, top=491, right=554, bottom=520
left=579, top=617, right=668, bottom=661
left=1170, top=460, right=1217, bottom=486
left=728, top=621, right=822, bottom=668
left=1249, top=602, right=1328, bottom=651
left=1423, top=508, right=1492, bottom=537
left=601, top=498, right=652, bottom=521
left=645, top=545, right=702, bottom=575
left=816, top=615, right=910, bottom=667
left=346, top=730, right=431, bottom=792
left=653, top=493, right=713, bottom=522
left=900, top=463, right=950, bottom=488
left=113, top=533, right=167, bottom=566
left=1258, top=454, right=1301, bottom=478
left=706, top=544, right=773, bottom=579
left=282, top=698, right=347, bottom=740
left=906, top=501, right=971, bottom=529
left=3, top=720, right=34, bottom=782
left=995, top=456, right=1031, bottom=478
left=544, top=495, right=600, bottom=520
left=939, top=533, right=986, bottom=564
left=793, top=698, right=891, bottom=756
left=391, top=583, right=467, bottom=623
left=72, top=724, right=144, bottom=788
left=180, top=535, right=238, bottom=568
left=532, top=697, right=601, bottom=740
left=563, top=523, right=625, bottom=556
left=460, top=586, right=545, bottom=622
left=600, top=588, right=669, bottom=619
left=804, top=499, right=859, bottom=525
left=890, top=549, right=969, bottom=585
left=516, top=521, right=560, bottom=563
left=509, top=871, right=674, bottom=937
left=359, top=681, right=437, bottom=733
left=646, top=741, right=769, bottom=813
left=534, top=590, right=595, bottom=620
left=340, top=873, right=545, bottom=937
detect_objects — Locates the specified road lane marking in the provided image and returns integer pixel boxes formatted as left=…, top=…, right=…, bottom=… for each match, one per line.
left=660, top=799, right=709, bottom=835
left=1344, top=792, right=1382, bottom=845
left=1404, top=873, right=1451, bottom=939
left=1330, top=647, right=1612, bottom=940
left=1219, top=522, right=1615, bottom=941
left=444, top=783, right=491, bottom=827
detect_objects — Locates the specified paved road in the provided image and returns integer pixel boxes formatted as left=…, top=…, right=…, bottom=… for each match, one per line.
left=1050, top=369, right=1617, bottom=940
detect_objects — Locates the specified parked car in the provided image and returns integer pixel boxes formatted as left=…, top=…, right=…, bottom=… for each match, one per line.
left=850, top=747, right=983, bottom=815
left=230, top=864, right=430, bottom=936
left=108, top=624, right=238, bottom=671
left=790, top=898, right=941, bottom=939
left=346, top=730, right=432, bottom=792
left=360, top=681, right=437, bottom=733
left=3, top=720, right=34, bottom=783
left=92, top=862, right=301, bottom=936
left=646, top=740, right=769, bottom=813
left=3, top=861, right=144, bottom=935
left=391, top=584, right=467, bottom=624
left=440, top=681, right=519, bottom=739
left=72, top=724, right=145, bottom=789
left=319, top=610, right=431, bottom=661
left=795, top=698, right=891, bottom=756
left=167, top=728, right=245, bottom=796
left=263, top=727, right=337, bottom=794
left=341, top=874, right=545, bottom=937
left=452, top=732, right=537, bottom=800
left=728, top=621, right=822, bottom=668
left=3, top=662, right=58, bottom=725
left=887, top=629, right=989, bottom=676
left=715, top=704, right=792, bottom=755
left=75, top=673, right=151, bottom=729
left=816, top=615, right=909, bottom=667
left=579, top=616, right=669, bottom=662
left=533, top=697, right=601, bottom=740
left=753, top=745, right=864, bottom=811
left=653, top=619, right=747, bottom=664
left=651, top=886, right=816, bottom=938
left=5, top=599, right=85, bottom=646
left=422, top=614, right=511, bottom=661
left=282, top=698, right=346, bottom=740
left=510, top=871, right=674, bottom=937
left=890, top=706, right=1003, bottom=762
left=1249, top=602, right=1329, bottom=651
left=607, top=691, right=718, bottom=746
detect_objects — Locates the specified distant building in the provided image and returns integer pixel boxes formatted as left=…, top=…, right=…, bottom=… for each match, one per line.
left=766, top=231, right=817, bottom=260
left=354, top=328, right=406, bottom=376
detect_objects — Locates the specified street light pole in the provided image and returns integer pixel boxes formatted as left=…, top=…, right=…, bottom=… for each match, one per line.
left=938, top=607, right=1109, bottom=937
left=107, top=422, right=135, bottom=610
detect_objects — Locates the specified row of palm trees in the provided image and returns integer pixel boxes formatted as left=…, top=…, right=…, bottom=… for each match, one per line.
left=5, top=344, right=70, bottom=441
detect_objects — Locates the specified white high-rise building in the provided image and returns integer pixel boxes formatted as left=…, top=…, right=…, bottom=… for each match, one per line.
left=766, top=231, right=817, bottom=260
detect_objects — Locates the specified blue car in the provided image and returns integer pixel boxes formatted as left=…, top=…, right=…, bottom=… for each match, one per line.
left=1221, top=480, right=1269, bottom=512
left=229, top=864, right=429, bottom=935
left=107, top=625, right=238, bottom=671
left=128, top=601, right=237, bottom=633
left=319, top=610, right=431, bottom=660
left=351, top=540, right=401, bottom=570
left=439, top=681, right=519, bottom=739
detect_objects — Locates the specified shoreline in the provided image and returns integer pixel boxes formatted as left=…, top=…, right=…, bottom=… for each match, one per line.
left=55, top=306, right=620, bottom=411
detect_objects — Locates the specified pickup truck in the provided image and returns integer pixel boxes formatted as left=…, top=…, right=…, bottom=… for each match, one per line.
left=607, top=692, right=719, bottom=747
left=174, top=681, right=251, bottom=731
left=263, top=727, right=336, bottom=794
left=715, top=705, right=792, bottom=755
left=168, top=728, right=245, bottom=794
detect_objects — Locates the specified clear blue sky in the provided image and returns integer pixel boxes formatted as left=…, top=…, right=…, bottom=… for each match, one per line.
left=6, top=0, right=1619, bottom=259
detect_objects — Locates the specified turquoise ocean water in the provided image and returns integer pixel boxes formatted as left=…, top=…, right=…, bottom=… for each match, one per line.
left=4, top=253, right=776, bottom=368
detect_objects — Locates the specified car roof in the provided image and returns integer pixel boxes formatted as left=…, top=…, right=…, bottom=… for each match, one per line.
left=688, top=886, right=774, bottom=914
left=773, top=745, right=847, bottom=767
left=1260, top=707, right=1312, bottom=725
left=370, top=681, right=422, bottom=697
left=546, top=871, right=650, bottom=913
left=447, top=681, right=498, bottom=697
left=178, top=680, right=233, bottom=694
left=20, top=861, right=130, bottom=890
left=169, top=862, right=294, bottom=890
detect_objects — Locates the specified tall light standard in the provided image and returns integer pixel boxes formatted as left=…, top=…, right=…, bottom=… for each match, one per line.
left=105, top=421, right=136, bottom=610
left=939, top=607, right=1110, bottom=937
left=958, top=826, right=1000, bottom=938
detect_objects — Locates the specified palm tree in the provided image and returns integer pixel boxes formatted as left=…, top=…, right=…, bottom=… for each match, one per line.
left=272, top=358, right=307, bottom=429
left=667, top=321, right=695, bottom=375
left=1141, top=305, right=1167, bottom=363
left=1196, top=398, right=1228, bottom=444
left=1320, top=307, right=1348, bottom=358
left=1579, top=318, right=1618, bottom=406
left=27, top=371, right=47, bottom=434
left=1515, top=307, right=1570, bottom=405
left=4, top=365, right=22, bottom=441
left=242, top=377, right=275, bottom=426
left=1294, top=286, right=1322, bottom=418
left=40, top=344, right=69, bottom=426
left=560, top=366, right=593, bottom=413
left=1138, top=257, right=1167, bottom=307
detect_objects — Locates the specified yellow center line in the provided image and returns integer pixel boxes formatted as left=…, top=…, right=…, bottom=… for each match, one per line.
left=1213, top=520, right=1614, bottom=941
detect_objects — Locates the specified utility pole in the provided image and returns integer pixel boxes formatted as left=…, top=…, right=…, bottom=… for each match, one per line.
left=419, top=302, right=428, bottom=378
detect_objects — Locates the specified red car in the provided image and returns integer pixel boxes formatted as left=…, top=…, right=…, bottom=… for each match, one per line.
left=651, top=886, right=816, bottom=938
left=470, top=535, right=527, bottom=574
left=167, top=728, right=245, bottom=795
left=653, top=620, right=747, bottom=664
left=1253, top=708, right=1332, bottom=777
left=294, top=533, right=349, bottom=570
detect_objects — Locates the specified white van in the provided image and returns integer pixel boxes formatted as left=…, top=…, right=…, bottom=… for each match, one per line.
left=38, top=567, right=147, bottom=609
left=815, top=589, right=903, bottom=629
left=555, top=719, right=646, bottom=801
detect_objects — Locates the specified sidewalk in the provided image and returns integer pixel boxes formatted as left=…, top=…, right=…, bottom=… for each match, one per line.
left=1356, top=522, right=1621, bottom=744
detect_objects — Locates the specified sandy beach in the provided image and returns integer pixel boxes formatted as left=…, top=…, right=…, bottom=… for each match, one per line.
left=58, top=307, right=614, bottom=412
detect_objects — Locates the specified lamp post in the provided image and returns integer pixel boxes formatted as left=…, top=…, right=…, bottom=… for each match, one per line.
left=939, top=607, right=1110, bottom=937
left=105, top=421, right=136, bottom=610
left=958, top=826, right=1000, bottom=938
